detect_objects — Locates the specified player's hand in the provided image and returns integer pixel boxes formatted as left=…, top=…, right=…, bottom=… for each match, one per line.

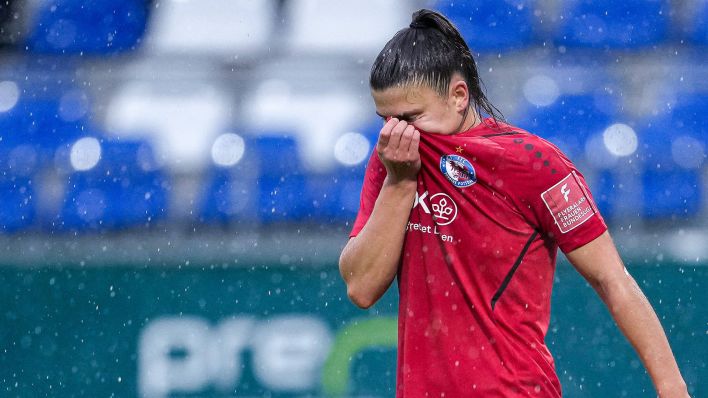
left=376, top=118, right=421, bottom=185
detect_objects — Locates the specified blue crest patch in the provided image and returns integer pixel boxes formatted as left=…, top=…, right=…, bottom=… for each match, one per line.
left=439, top=154, right=477, bottom=188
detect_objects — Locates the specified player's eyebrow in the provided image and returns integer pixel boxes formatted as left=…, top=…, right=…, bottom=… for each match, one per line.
left=375, top=111, right=420, bottom=120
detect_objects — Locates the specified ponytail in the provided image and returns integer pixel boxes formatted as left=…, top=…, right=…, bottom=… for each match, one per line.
left=370, top=9, right=504, bottom=124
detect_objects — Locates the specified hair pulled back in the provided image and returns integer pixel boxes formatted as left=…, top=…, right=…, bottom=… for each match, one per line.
left=370, top=9, right=503, bottom=123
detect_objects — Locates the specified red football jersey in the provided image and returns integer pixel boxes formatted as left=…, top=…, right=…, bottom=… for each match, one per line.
left=350, top=119, right=607, bottom=397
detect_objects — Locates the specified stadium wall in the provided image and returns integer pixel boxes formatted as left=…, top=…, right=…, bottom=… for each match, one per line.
left=0, top=257, right=704, bottom=397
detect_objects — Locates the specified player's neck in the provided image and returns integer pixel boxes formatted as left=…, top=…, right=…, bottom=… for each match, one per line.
left=454, top=108, right=482, bottom=134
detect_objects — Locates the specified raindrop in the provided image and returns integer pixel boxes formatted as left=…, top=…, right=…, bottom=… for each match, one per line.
left=671, top=136, right=704, bottom=169
left=59, top=90, right=89, bottom=122
left=70, top=137, right=102, bottom=171
left=333, top=132, right=370, bottom=166
left=0, top=80, right=19, bottom=112
left=602, top=123, right=638, bottom=157
left=522, top=75, right=560, bottom=106
left=211, top=133, right=245, bottom=167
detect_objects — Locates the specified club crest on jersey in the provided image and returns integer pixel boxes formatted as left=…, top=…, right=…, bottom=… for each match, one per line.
left=439, top=154, right=477, bottom=188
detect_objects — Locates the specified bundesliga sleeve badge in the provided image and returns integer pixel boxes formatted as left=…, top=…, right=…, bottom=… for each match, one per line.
left=541, top=171, right=597, bottom=233
left=439, top=154, right=477, bottom=188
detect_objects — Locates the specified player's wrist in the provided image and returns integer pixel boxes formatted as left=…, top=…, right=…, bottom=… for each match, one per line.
left=383, top=175, right=417, bottom=191
left=656, top=378, right=689, bottom=398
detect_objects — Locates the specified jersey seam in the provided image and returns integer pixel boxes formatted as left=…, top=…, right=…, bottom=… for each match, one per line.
left=490, top=230, right=539, bottom=311
left=481, top=131, right=521, bottom=138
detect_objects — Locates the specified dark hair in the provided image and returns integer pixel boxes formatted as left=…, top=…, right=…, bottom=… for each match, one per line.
left=370, top=9, right=503, bottom=123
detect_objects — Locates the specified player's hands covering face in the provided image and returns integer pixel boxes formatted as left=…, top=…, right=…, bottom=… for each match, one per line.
left=376, top=118, right=421, bottom=184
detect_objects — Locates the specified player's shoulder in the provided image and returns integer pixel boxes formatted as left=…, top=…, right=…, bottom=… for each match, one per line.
left=482, top=121, right=568, bottom=162
left=484, top=120, right=577, bottom=185
left=479, top=120, right=561, bottom=156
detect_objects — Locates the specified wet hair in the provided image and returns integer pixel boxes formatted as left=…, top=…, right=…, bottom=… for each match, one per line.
left=370, top=9, right=503, bottom=123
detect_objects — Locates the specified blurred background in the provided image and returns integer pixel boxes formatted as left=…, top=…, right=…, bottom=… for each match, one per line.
left=0, top=0, right=705, bottom=397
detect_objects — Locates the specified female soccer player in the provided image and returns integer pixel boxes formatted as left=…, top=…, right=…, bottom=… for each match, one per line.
left=339, top=9, right=689, bottom=398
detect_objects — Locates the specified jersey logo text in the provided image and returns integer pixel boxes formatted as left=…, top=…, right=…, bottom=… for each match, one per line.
left=541, top=172, right=596, bottom=233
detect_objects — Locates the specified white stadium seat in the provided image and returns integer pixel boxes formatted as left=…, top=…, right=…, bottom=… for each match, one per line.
left=285, top=0, right=415, bottom=54
left=145, top=0, right=276, bottom=56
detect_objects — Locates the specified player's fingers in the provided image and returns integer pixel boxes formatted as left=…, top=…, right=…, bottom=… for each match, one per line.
left=408, top=128, right=421, bottom=156
left=377, top=118, right=398, bottom=149
left=387, top=120, right=408, bottom=152
left=399, top=125, right=415, bottom=157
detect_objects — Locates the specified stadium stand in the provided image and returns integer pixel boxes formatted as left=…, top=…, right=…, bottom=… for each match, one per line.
left=518, top=94, right=617, bottom=162
left=0, top=174, right=34, bottom=231
left=685, top=0, right=708, bottom=44
left=58, top=139, right=169, bottom=231
left=555, top=0, right=669, bottom=48
left=434, top=0, right=536, bottom=51
left=26, top=0, right=148, bottom=54
left=286, top=0, right=414, bottom=54
left=145, top=0, right=275, bottom=56
left=0, top=0, right=705, bottom=232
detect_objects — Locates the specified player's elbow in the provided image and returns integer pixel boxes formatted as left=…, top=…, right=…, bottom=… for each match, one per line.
left=346, top=283, right=378, bottom=309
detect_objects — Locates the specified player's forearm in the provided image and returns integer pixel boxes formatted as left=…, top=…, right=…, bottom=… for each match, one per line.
left=596, top=274, right=689, bottom=397
left=339, top=177, right=416, bottom=309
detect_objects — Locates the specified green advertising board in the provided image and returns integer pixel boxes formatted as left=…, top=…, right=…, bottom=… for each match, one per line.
left=0, top=262, right=704, bottom=397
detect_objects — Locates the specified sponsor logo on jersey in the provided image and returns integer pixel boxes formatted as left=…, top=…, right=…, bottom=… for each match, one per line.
left=413, top=191, right=458, bottom=225
left=410, top=190, right=458, bottom=243
left=541, top=172, right=596, bottom=233
left=439, top=154, right=477, bottom=188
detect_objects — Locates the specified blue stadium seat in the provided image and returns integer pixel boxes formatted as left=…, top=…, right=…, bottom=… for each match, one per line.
left=434, top=0, right=535, bottom=51
left=305, top=166, right=365, bottom=224
left=638, top=96, right=707, bottom=171
left=671, top=94, right=708, bottom=141
left=685, top=1, right=708, bottom=44
left=200, top=168, right=259, bottom=224
left=556, top=0, right=669, bottom=48
left=590, top=170, right=616, bottom=220
left=0, top=96, right=87, bottom=164
left=201, top=133, right=309, bottom=224
left=642, top=169, right=701, bottom=219
left=636, top=115, right=704, bottom=220
left=258, top=174, right=308, bottom=223
left=26, top=0, right=148, bottom=54
left=249, top=135, right=305, bottom=178
left=59, top=140, right=169, bottom=231
left=0, top=176, right=35, bottom=232
left=519, top=95, right=615, bottom=161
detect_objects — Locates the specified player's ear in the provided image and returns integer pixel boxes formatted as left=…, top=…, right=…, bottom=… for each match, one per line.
left=450, top=79, right=469, bottom=113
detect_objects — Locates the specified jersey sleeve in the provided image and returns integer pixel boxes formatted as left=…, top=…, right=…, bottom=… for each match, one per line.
left=507, top=137, right=608, bottom=253
left=349, top=150, right=387, bottom=238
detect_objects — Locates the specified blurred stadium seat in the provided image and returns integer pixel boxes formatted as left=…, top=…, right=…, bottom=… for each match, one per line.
left=642, top=169, right=702, bottom=219
left=556, top=0, right=669, bottom=48
left=0, top=174, right=34, bottom=232
left=58, top=140, right=169, bottom=231
left=671, top=94, right=708, bottom=140
left=0, top=94, right=87, bottom=163
left=26, top=0, right=148, bottom=54
left=685, top=0, right=708, bottom=44
left=519, top=94, right=616, bottom=161
left=637, top=115, right=705, bottom=219
left=434, top=0, right=536, bottom=51
left=247, top=134, right=307, bottom=223
left=201, top=134, right=309, bottom=224
left=305, top=167, right=364, bottom=224
left=200, top=167, right=259, bottom=224
left=286, top=0, right=413, bottom=53
left=146, top=0, right=275, bottom=55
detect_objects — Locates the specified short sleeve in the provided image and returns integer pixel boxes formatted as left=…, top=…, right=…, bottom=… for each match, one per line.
left=508, top=138, right=608, bottom=253
left=349, top=150, right=387, bottom=238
